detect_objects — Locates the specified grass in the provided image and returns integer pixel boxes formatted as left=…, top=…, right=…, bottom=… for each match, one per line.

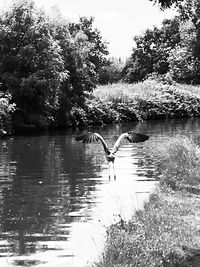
left=93, top=135, right=200, bottom=267
left=94, top=81, right=200, bottom=102
left=67, top=80, right=200, bottom=126
left=93, top=81, right=169, bottom=101
left=153, top=135, right=200, bottom=190
left=81, top=80, right=200, bottom=126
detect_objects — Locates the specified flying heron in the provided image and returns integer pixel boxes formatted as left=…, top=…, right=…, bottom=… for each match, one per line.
left=76, top=131, right=149, bottom=179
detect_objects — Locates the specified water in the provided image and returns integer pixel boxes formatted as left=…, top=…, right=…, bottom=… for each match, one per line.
left=0, top=118, right=200, bottom=267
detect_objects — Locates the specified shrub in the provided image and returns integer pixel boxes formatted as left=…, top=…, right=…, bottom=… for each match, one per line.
left=85, top=99, right=119, bottom=125
left=68, top=107, right=88, bottom=127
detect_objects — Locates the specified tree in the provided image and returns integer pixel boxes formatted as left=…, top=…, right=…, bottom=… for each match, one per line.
left=47, top=17, right=98, bottom=126
left=168, top=47, right=198, bottom=83
left=149, top=0, right=184, bottom=9
left=0, top=1, right=110, bottom=130
left=49, top=16, right=109, bottom=124
left=122, top=17, right=180, bottom=82
left=0, top=0, right=68, bottom=128
left=98, top=58, right=124, bottom=84
left=168, top=0, right=200, bottom=83
left=68, top=17, right=109, bottom=81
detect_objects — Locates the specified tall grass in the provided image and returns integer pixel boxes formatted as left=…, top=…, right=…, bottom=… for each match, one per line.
left=154, top=135, right=200, bottom=189
left=87, top=80, right=200, bottom=125
left=94, top=81, right=200, bottom=103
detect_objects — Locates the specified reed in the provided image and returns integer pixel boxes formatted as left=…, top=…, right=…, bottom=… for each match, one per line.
left=154, top=135, right=200, bottom=189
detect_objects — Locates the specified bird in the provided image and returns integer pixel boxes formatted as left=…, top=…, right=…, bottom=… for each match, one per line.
left=76, top=130, right=149, bottom=179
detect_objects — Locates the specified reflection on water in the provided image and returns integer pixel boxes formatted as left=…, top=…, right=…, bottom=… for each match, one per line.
left=0, top=118, right=200, bottom=266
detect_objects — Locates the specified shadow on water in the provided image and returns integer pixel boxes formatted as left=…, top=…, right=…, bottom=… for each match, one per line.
left=0, top=118, right=200, bottom=266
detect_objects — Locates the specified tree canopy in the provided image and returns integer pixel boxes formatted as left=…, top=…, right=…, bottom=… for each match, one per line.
left=149, top=0, right=184, bottom=9
left=122, top=18, right=180, bottom=82
left=0, top=0, right=109, bottom=131
left=122, top=0, right=200, bottom=84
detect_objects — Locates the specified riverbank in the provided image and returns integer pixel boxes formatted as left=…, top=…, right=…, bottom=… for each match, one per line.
left=93, top=135, right=200, bottom=267
left=2, top=80, right=200, bottom=135
left=70, top=80, right=200, bottom=127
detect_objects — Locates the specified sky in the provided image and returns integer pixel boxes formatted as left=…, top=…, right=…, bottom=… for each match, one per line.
left=0, top=0, right=176, bottom=59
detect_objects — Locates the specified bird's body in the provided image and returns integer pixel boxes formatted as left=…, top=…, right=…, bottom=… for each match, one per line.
left=76, top=131, right=149, bottom=179
left=105, top=152, right=116, bottom=163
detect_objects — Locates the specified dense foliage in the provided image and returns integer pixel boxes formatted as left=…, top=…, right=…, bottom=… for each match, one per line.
left=0, top=0, right=109, bottom=132
left=168, top=0, right=200, bottom=83
left=123, top=0, right=200, bottom=84
left=122, top=18, right=181, bottom=82
left=98, top=58, right=124, bottom=85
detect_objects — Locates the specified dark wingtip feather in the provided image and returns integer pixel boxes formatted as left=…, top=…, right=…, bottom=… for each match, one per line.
left=75, top=135, right=83, bottom=141
left=75, top=131, right=99, bottom=144
left=75, top=130, right=87, bottom=141
left=128, top=132, right=149, bottom=143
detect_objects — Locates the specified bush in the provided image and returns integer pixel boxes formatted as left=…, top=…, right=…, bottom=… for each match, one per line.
left=85, top=99, right=119, bottom=125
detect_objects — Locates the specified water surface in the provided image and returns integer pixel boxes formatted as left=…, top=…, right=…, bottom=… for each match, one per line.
left=0, top=118, right=200, bottom=267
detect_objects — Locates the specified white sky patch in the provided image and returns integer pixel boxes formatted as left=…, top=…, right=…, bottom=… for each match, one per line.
left=0, top=0, right=177, bottom=59
left=58, top=11, right=79, bottom=22
left=98, top=11, right=125, bottom=21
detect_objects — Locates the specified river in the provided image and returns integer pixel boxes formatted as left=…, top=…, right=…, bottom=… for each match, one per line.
left=0, top=118, right=200, bottom=267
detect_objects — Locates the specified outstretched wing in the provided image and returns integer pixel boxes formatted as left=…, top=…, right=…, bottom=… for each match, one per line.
left=112, top=132, right=149, bottom=153
left=76, top=131, right=110, bottom=154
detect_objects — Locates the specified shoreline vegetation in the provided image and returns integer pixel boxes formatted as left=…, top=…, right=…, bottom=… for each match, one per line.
left=93, top=135, right=200, bottom=267
left=89, top=79, right=200, bottom=124
left=2, top=79, right=200, bottom=136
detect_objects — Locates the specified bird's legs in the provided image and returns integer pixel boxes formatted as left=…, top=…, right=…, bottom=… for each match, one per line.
left=105, top=152, right=116, bottom=180
left=108, top=161, right=116, bottom=181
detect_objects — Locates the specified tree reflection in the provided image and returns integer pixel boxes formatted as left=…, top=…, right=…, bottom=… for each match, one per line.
left=0, top=132, right=100, bottom=257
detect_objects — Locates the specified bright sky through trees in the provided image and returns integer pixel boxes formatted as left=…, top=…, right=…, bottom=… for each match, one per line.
left=0, top=0, right=176, bottom=59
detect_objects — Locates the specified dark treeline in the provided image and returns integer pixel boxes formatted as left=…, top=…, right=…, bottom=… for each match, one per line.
left=0, top=0, right=118, bottom=133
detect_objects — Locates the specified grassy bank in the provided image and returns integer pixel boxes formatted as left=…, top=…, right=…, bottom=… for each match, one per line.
left=73, top=80, right=200, bottom=127
left=94, top=135, right=200, bottom=267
